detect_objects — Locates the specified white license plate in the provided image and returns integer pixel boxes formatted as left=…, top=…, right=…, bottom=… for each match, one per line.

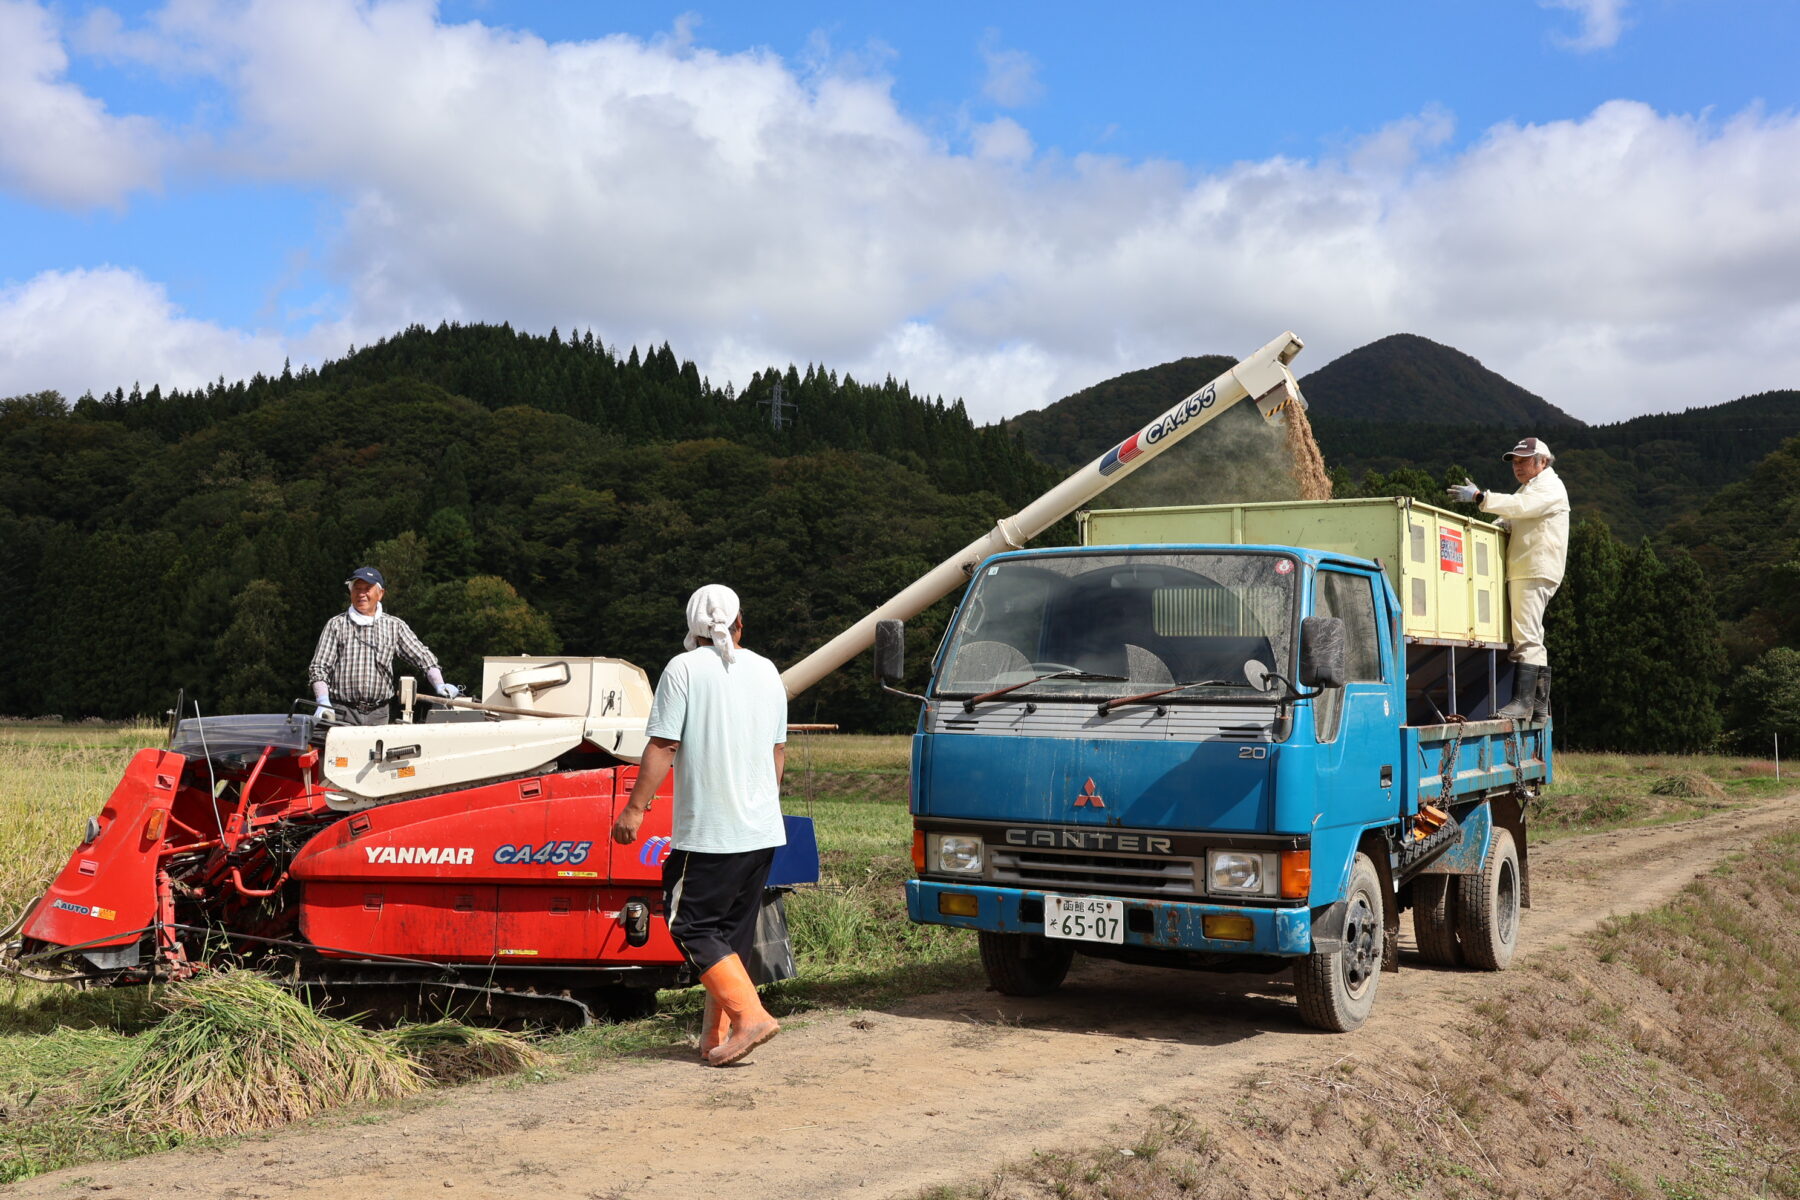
left=1043, top=894, right=1125, bottom=944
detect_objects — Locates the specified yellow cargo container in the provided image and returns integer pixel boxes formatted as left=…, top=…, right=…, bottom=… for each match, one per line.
left=1078, top=497, right=1508, bottom=649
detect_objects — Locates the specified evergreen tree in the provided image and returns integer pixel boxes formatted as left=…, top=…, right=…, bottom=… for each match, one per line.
left=218, top=579, right=292, bottom=713
left=1545, top=521, right=1624, bottom=750
left=1724, top=647, right=1800, bottom=756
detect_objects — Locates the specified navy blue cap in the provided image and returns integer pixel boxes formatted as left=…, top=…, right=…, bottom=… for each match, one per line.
left=345, top=566, right=386, bottom=588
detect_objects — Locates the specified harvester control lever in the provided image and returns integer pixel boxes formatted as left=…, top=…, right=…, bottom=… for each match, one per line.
left=368, top=740, right=422, bottom=764
left=622, top=898, right=651, bottom=947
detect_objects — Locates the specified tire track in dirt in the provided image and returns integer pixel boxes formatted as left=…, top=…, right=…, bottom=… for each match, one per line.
left=13, top=797, right=1795, bottom=1200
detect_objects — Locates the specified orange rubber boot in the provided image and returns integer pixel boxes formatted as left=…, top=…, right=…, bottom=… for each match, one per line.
left=700, top=954, right=779, bottom=1066
left=698, top=994, right=730, bottom=1059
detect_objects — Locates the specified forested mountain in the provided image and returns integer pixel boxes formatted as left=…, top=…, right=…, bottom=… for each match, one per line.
left=1663, top=434, right=1800, bottom=661
left=1300, top=333, right=1584, bottom=426
left=0, top=323, right=1058, bottom=730
left=1309, top=388, right=1800, bottom=542
left=1000, top=355, right=1235, bottom=469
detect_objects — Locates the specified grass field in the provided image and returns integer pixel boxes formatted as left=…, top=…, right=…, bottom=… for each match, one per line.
left=0, top=722, right=1789, bottom=1181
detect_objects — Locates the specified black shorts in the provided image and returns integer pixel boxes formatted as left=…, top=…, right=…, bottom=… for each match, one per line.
left=661, top=847, right=776, bottom=975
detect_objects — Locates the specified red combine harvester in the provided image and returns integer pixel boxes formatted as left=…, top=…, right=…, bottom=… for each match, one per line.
left=6, top=656, right=817, bottom=1026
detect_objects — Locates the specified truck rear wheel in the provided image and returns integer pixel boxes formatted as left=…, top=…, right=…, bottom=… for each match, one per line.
left=1294, top=853, right=1384, bottom=1032
left=1410, top=875, right=1463, bottom=966
left=1458, top=827, right=1520, bottom=970
left=978, top=931, right=1074, bottom=996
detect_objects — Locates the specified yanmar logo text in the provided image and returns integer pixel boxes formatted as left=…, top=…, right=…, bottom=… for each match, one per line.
left=364, top=846, right=475, bottom=865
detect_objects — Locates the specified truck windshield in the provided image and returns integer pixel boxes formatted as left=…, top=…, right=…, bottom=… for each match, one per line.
left=934, top=552, right=1297, bottom=703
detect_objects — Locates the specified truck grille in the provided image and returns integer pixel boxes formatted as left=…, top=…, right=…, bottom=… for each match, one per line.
left=988, top=848, right=1202, bottom=898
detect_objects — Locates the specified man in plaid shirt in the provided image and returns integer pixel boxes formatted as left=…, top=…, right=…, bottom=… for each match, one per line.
left=308, top=567, right=459, bottom=725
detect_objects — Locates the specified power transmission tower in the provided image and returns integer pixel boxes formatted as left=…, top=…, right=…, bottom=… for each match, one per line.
left=759, top=380, right=796, bottom=430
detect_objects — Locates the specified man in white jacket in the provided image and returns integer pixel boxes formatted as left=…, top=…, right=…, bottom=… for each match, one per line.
left=1447, top=437, right=1570, bottom=722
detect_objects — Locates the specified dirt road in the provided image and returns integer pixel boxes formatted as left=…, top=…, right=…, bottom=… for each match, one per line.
left=16, top=798, right=1796, bottom=1200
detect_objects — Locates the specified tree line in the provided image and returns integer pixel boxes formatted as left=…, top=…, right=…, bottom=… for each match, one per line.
left=2, top=321, right=1795, bottom=753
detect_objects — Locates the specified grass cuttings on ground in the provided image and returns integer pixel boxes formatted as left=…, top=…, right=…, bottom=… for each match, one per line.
left=88, top=970, right=425, bottom=1137
left=1533, top=750, right=1787, bottom=838
left=0, top=970, right=548, bottom=1181
left=380, top=1018, right=551, bottom=1083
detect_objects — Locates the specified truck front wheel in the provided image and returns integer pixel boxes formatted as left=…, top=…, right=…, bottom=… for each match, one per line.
left=978, top=931, right=1074, bottom=996
left=1294, top=853, right=1384, bottom=1032
left=1457, top=827, right=1520, bottom=970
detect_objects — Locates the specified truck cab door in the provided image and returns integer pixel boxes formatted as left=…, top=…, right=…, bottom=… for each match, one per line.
left=1309, top=568, right=1401, bottom=827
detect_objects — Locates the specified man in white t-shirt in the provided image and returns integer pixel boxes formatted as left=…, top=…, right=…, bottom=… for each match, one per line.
left=611, top=584, right=788, bottom=1066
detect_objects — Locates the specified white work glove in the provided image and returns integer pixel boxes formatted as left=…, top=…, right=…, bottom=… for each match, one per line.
left=1493, top=517, right=1510, bottom=533
left=312, top=682, right=332, bottom=719
left=425, top=667, right=459, bottom=699
left=1445, top=479, right=1481, bottom=504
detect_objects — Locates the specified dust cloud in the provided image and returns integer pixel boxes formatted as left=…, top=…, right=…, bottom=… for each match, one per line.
left=1100, top=398, right=1333, bottom=511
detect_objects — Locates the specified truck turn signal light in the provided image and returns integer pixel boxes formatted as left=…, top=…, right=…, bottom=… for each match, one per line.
left=1280, top=850, right=1311, bottom=900
left=911, top=830, right=926, bottom=873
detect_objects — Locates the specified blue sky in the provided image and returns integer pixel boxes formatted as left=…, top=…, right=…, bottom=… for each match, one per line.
left=3, top=0, right=1799, bottom=422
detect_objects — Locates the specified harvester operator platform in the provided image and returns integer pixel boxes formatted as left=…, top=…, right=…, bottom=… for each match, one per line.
left=308, top=566, right=459, bottom=725
left=1446, top=436, right=1571, bottom=721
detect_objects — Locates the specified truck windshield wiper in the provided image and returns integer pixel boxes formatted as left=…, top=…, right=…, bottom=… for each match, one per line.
left=1098, top=679, right=1248, bottom=715
left=962, top=670, right=1126, bottom=712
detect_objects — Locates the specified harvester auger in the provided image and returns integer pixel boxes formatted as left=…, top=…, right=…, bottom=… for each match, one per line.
left=5, top=332, right=1309, bottom=1029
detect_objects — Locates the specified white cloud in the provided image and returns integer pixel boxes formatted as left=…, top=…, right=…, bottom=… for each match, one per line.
left=0, top=267, right=286, bottom=397
left=979, top=30, right=1043, bottom=109
left=970, top=116, right=1033, bottom=163
left=0, top=0, right=169, bottom=207
left=6, top=3, right=1800, bottom=428
left=1542, top=0, right=1630, bottom=52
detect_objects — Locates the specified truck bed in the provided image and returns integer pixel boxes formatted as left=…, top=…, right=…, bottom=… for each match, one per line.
left=1408, top=719, right=1550, bottom=812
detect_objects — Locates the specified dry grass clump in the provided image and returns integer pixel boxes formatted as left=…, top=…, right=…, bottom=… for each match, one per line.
left=1648, top=770, right=1726, bottom=799
left=379, top=1019, right=550, bottom=1083
left=88, top=970, right=424, bottom=1137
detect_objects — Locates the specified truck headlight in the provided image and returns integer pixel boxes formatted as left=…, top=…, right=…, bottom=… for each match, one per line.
left=931, top=834, right=984, bottom=874
left=1208, top=850, right=1278, bottom=896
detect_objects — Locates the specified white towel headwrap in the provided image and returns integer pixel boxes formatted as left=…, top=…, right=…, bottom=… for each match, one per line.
left=683, top=584, right=740, bottom=664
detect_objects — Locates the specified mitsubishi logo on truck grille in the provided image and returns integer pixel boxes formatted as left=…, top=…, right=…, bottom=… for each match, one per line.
left=1074, top=778, right=1106, bottom=808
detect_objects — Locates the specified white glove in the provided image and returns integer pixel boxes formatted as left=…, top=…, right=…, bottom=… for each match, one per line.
left=436, top=682, right=461, bottom=699
left=1445, top=478, right=1481, bottom=504
left=1493, top=517, right=1510, bottom=533
left=314, top=697, right=334, bottom=720
left=312, top=682, right=332, bottom=719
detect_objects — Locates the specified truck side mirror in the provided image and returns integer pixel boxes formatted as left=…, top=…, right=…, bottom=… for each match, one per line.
left=874, top=619, right=905, bottom=682
left=1299, top=616, right=1347, bottom=689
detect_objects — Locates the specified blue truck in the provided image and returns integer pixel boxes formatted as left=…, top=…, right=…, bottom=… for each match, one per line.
left=875, top=507, right=1549, bottom=1031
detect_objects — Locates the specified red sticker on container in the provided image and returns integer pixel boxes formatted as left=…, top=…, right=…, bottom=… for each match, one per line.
left=1275, top=559, right=1294, bottom=575
left=1439, top=529, right=1465, bottom=574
